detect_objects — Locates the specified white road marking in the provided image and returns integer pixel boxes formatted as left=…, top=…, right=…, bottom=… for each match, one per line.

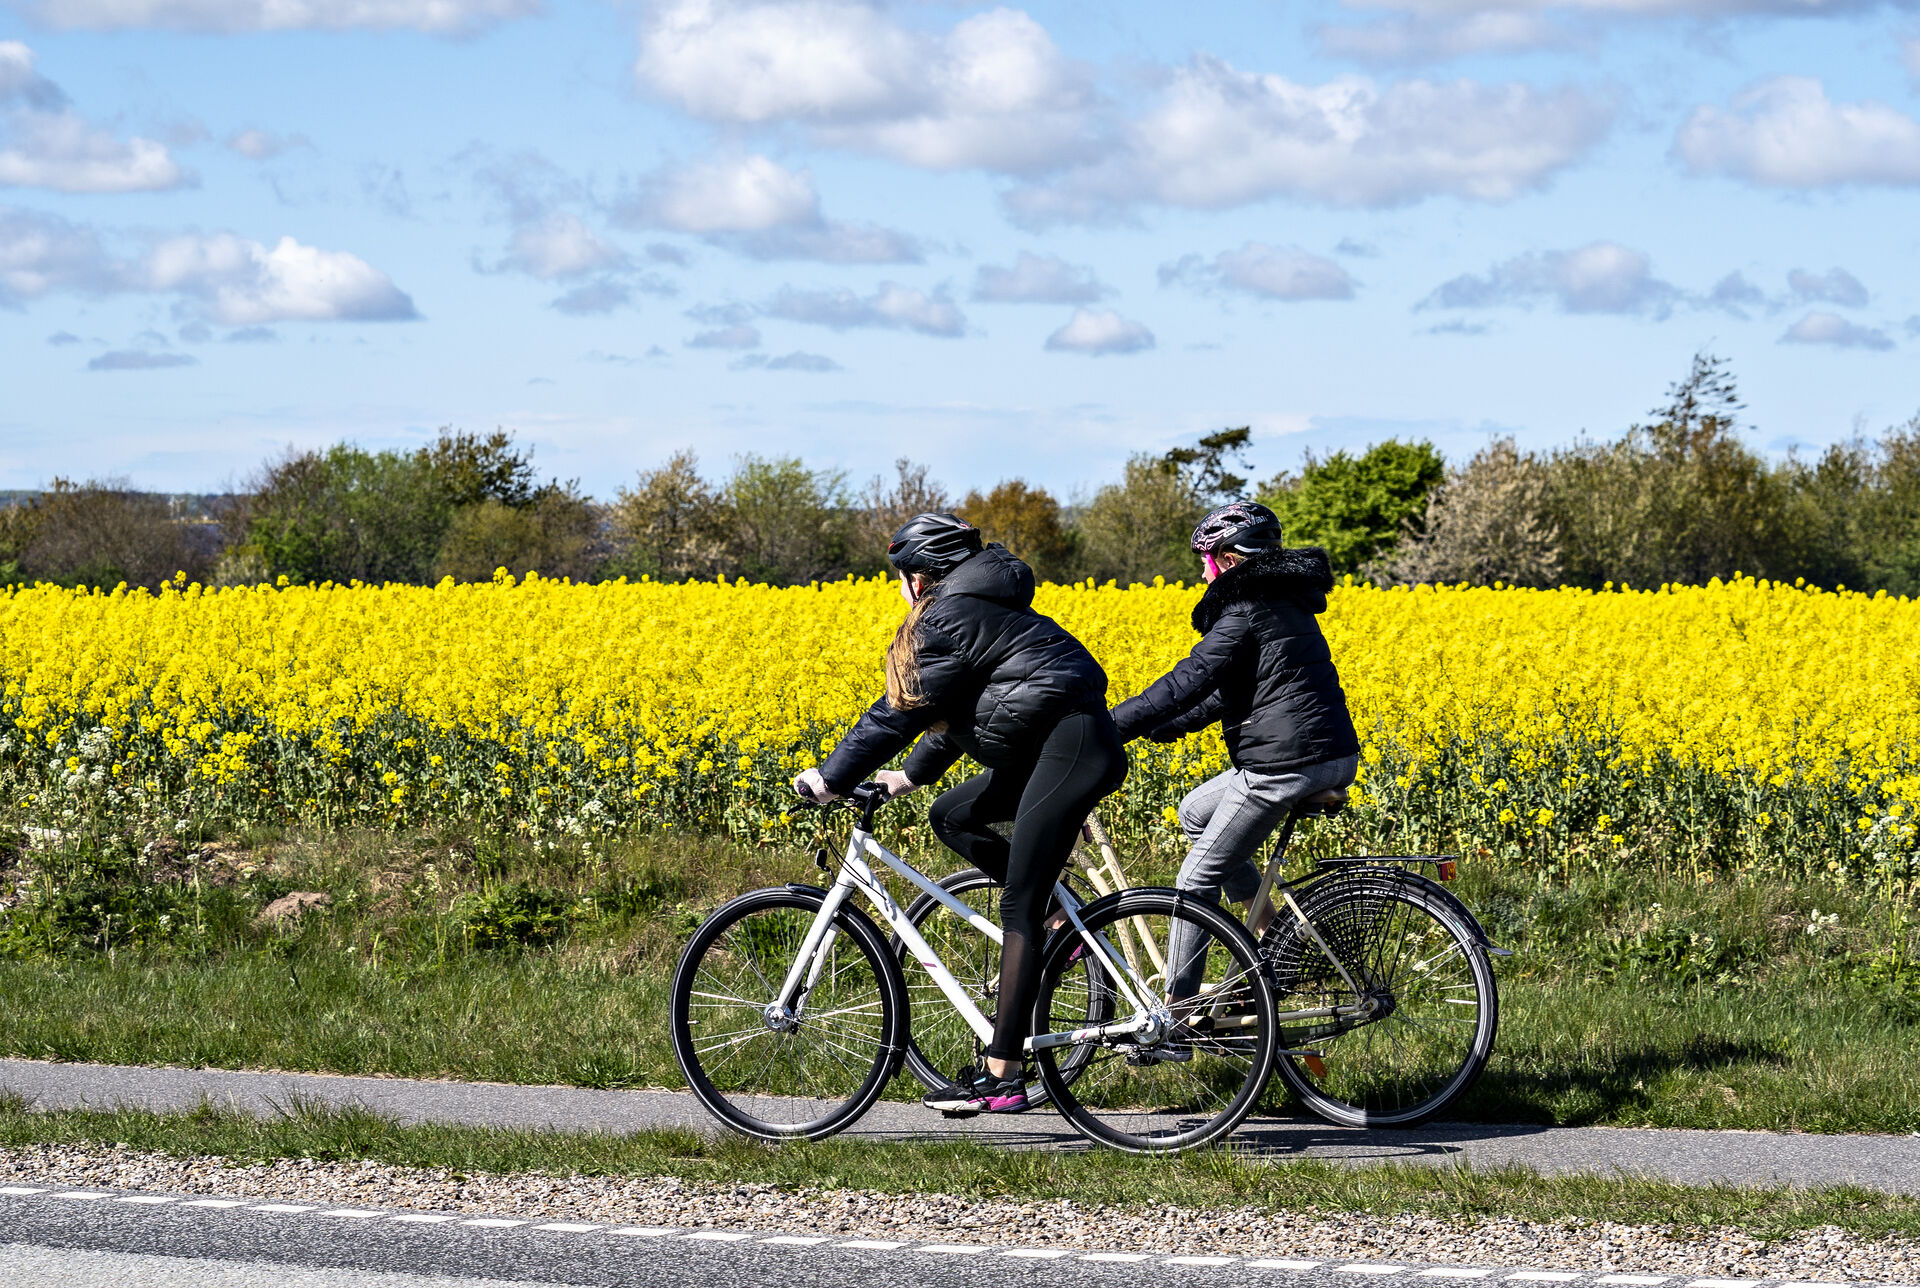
left=461, top=1218, right=527, bottom=1228
left=1082, top=1253, right=1154, bottom=1263
left=53, top=1191, right=112, bottom=1200
left=916, top=1244, right=992, bottom=1254
left=1, top=1187, right=48, bottom=1195
left=390, top=1214, right=459, bottom=1223
left=1002, top=1248, right=1072, bottom=1259
left=532, top=1222, right=601, bottom=1232
left=1340, top=1266, right=1410, bottom=1276
left=1166, top=1256, right=1238, bottom=1266
left=608, top=1226, right=678, bottom=1236
left=686, top=1231, right=754, bottom=1242
left=180, top=1199, right=248, bottom=1209
left=318, top=1209, right=386, bottom=1219
left=1421, top=1271, right=1496, bottom=1279
left=113, top=1195, right=176, bottom=1205
left=248, top=1204, right=316, bottom=1214
left=1595, top=1278, right=1669, bottom=1285
left=1688, top=1281, right=1771, bottom=1287
left=1508, top=1274, right=1583, bottom=1282
left=762, top=1236, right=830, bottom=1246
left=837, top=1239, right=908, bottom=1250
left=1252, top=1261, right=1325, bottom=1271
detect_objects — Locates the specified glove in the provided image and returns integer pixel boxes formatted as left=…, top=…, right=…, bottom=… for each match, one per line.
left=792, top=767, right=840, bottom=802
left=1146, top=725, right=1185, bottom=745
left=874, top=769, right=919, bottom=798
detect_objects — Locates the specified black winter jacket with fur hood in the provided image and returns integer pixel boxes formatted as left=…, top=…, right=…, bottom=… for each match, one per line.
left=1111, top=547, right=1359, bottom=774
left=818, top=544, right=1110, bottom=794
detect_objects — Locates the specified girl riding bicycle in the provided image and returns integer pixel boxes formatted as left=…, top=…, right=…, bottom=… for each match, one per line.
left=793, top=512, right=1128, bottom=1115
left=1111, top=501, right=1361, bottom=1002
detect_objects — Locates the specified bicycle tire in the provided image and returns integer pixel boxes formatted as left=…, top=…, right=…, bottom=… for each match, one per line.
left=895, top=868, right=1103, bottom=1104
left=670, top=885, right=907, bottom=1142
left=1033, top=888, right=1276, bottom=1155
left=1264, top=871, right=1497, bottom=1128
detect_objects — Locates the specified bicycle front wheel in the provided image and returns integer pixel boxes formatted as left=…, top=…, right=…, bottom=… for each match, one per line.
left=670, top=886, right=905, bottom=1141
left=1033, top=889, right=1275, bottom=1155
left=1264, top=872, right=1497, bottom=1127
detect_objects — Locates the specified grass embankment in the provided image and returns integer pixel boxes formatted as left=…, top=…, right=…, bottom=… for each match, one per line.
left=4, top=1094, right=1919, bottom=1242
left=1, top=822, right=1916, bottom=1132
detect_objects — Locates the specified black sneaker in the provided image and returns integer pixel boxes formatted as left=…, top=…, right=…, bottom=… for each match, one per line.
left=921, top=1064, right=1030, bottom=1117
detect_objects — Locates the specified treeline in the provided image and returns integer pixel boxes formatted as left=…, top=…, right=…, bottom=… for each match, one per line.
left=3, top=355, right=1917, bottom=595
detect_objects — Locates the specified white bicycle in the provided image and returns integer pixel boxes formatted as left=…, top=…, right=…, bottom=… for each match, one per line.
left=668, top=782, right=1277, bottom=1154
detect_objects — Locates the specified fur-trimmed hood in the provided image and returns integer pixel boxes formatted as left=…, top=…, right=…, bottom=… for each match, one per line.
left=1192, top=546, right=1336, bottom=633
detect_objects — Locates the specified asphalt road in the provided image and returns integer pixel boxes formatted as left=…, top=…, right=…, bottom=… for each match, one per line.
left=6, top=1058, right=1920, bottom=1193
left=0, top=1187, right=1846, bottom=1288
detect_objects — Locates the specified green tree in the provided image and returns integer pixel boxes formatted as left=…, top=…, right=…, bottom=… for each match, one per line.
left=432, top=490, right=600, bottom=583
left=1380, top=441, right=1562, bottom=588
left=2, top=479, right=210, bottom=589
left=1164, top=427, right=1254, bottom=504
left=1075, top=455, right=1204, bottom=585
left=855, top=458, right=951, bottom=575
left=958, top=479, right=1077, bottom=583
left=1260, top=440, right=1446, bottom=574
left=1545, top=354, right=1792, bottom=588
left=724, top=455, right=857, bottom=585
left=605, top=450, right=729, bottom=582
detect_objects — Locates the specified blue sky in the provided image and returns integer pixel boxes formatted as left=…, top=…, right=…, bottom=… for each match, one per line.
left=1, top=0, right=1916, bottom=500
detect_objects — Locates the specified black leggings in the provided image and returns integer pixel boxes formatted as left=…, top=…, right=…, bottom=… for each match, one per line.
left=927, top=708, right=1128, bottom=1064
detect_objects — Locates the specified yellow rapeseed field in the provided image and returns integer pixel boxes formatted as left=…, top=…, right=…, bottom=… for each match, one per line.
left=1, top=571, right=1914, bottom=881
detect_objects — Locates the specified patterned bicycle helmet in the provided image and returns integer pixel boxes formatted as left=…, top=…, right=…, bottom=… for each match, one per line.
left=1190, top=501, right=1282, bottom=556
left=887, top=512, right=983, bottom=577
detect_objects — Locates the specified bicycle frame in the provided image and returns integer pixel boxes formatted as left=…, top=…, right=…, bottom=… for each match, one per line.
left=771, top=817, right=1169, bottom=1055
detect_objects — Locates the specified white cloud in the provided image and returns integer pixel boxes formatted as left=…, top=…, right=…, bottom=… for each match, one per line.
left=734, top=349, right=841, bottom=372
left=1045, top=307, right=1155, bottom=355
left=1780, top=311, right=1894, bottom=350
left=1422, top=242, right=1679, bottom=315
left=687, top=323, right=761, bottom=348
left=228, top=129, right=309, bottom=160
left=0, top=43, right=187, bottom=193
left=26, top=0, right=537, bottom=33
left=622, top=154, right=919, bottom=263
left=142, top=233, right=417, bottom=323
left=1317, top=13, right=1574, bottom=64
left=0, top=206, right=116, bottom=301
left=1005, top=57, right=1610, bottom=223
left=1788, top=266, right=1868, bottom=308
left=496, top=212, right=626, bottom=280
left=971, top=251, right=1106, bottom=304
left=764, top=282, right=964, bottom=336
left=635, top=2, right=1094, bottom=175
left=550, top=281, right=632, bottom=315
left=1906, top=36, right=1920, bottom=81
left=1160, top=243, right=1356, bottom=301
left=2, top=209, right=419, bottom=323
left=87, top=348, right=196, bottom=371
left=1706, top=270, right=1767, bottom=317
left=641, top=154, right=819, bottom=233
left=1676, top=77, right=1920, bottom=188
left=1339, top=0, right=1883, bottom=17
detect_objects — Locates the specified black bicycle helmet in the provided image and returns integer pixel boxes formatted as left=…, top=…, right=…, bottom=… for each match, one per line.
left=887, top=512, right=983, bottom=577
left=1191, top=501, right=1281, bottom=556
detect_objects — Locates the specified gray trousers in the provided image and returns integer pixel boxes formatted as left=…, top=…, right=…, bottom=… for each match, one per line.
left=1167, top=753, right=1361, bottom=998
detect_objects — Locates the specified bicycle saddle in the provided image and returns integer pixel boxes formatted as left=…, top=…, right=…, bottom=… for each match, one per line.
left=1296, top=787, right=1348, bottom=818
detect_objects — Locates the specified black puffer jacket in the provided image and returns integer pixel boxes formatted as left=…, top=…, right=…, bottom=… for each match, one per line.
left=819, top=545, right=1110, bottom=793
left=1111, top=547, right=1359, bottom=773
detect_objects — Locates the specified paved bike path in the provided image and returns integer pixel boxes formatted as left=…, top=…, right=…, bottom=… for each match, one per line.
left=6, top=1058, right=1920, bottom=1195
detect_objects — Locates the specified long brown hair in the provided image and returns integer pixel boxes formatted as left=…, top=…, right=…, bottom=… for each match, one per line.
left=884, top=584, right=938, bottom=710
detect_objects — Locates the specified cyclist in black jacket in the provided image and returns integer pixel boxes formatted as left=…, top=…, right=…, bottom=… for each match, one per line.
left=793, top=513, right=1128, bottom=1115
left=1111, top=502, right=1361, bottom=1001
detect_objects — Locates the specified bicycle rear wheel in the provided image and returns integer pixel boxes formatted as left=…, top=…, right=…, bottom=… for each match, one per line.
left=1264, top=872, right=1497, bottom=1127
left=670, top=886, right=906, bottom=1141
left=1033, top=889, right=1275, bottom=1154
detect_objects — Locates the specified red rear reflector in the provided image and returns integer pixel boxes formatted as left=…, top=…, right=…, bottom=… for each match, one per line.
left=1437, top=860, right=1457, bottom=881
left=1302, top=1054, right=1329, bottom=1079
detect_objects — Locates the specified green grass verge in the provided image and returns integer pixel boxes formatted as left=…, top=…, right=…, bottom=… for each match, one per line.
left=1, top=1095, right=1916, bottom=1242
left=2, top=823, right=1917, bottom=1132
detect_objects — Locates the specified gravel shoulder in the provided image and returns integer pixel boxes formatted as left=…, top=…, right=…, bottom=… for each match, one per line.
left=4, top=1144, right=1918, bottom=1282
